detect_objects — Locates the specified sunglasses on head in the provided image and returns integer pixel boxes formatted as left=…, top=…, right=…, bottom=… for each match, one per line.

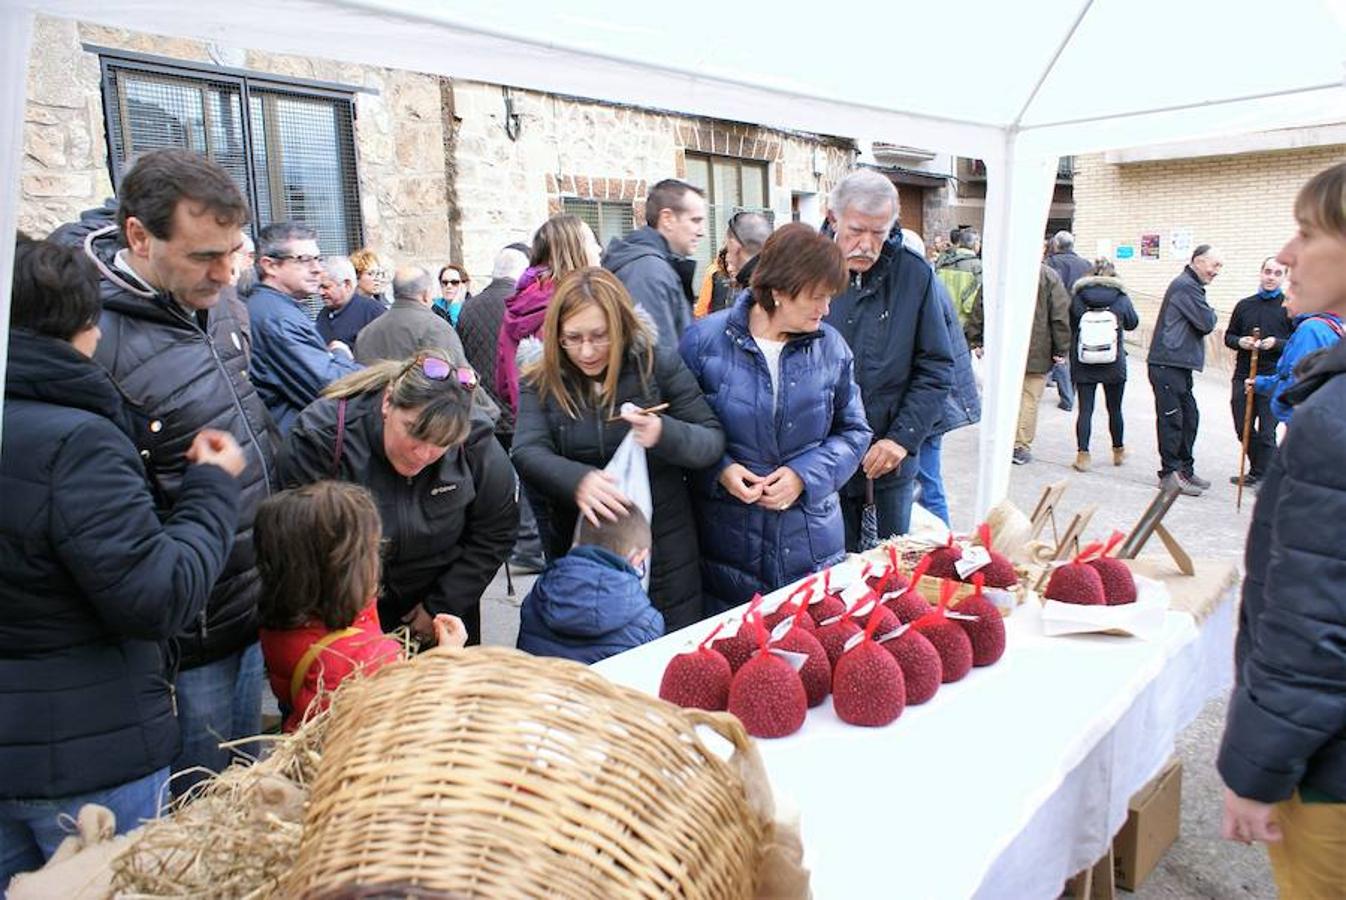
left=403, top=354, right=478, bottom=389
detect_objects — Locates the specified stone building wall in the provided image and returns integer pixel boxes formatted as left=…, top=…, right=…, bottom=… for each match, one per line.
left=1072, top=145, right=1346, bottom=348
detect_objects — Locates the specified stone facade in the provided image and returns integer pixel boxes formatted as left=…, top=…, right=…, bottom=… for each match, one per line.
left=1071, top=145, right=1346, bottom=346
left=20, top=15, right=857, bottom=289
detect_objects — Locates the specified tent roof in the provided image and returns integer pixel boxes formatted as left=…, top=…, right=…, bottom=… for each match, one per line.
left=32, top=0, right=1346, bottom=158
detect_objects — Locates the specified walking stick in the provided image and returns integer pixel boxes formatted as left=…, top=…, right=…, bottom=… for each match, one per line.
left=1237, top=327, right=1262, bottom=511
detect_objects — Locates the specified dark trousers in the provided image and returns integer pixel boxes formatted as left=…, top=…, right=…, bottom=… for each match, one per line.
left=1230, top=381, right=1277, bottom=477
left=1076, top=381, right=1126, bottom=452
left=841, top=478, right=916, bottom=551
left=496, top=432, right=542, bottom=558
left=1148, top=365, right=1199, bottom=477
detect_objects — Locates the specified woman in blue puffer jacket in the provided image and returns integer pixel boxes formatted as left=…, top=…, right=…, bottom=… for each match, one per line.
left=679, top=224, right=872, bottom=614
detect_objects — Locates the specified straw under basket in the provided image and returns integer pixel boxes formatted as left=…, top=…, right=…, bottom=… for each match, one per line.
left=279, top=646, right=777, bottom=899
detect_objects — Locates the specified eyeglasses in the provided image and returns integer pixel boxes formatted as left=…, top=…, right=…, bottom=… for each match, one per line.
left=365, top=268, right=390, bottom=281
left=402, top=353, right=478, bottom=389
left=559, top=333, right=611, bottom=351
left=268, top=253, right=322, bottom=266
left=441, top=278, right=462, bottom=287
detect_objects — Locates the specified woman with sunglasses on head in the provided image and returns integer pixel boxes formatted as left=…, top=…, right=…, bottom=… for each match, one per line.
left=432, top=263, right=471, bottom=327
left=512, top=268, right=725, bottom=632
left=496, top=215, right=604, bottom=425
left=281, top=350, right=518, bottom=646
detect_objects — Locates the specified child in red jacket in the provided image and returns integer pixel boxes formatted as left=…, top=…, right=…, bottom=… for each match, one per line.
left=255, top=481, right=465, bottom=731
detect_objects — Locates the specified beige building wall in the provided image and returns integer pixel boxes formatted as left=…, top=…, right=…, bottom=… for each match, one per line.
left=1072, top=145, right=1346, bottom=346
left=19, top=15, right=452, bottom=274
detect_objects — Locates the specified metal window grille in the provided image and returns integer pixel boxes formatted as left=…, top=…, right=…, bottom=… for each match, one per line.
left=100, top=57, right=364, bottom=254
left=682, top=152, right=773, bottom=283
left=561, top=197, right=636, bottom=248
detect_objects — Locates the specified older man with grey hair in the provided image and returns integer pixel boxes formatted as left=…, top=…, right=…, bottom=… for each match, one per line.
left=823, top=169, right=953, bottom=543
left=726, top=211, right=772, bottom=289
left=316, top=254, right=385, bottom=356
left=354, top=265, right=468, bottom=367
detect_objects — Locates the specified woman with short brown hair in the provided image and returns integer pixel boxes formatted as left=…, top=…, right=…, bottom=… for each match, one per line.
left=678, top=223, right=871, bottom=613
left=511, top=267, right=724, bottom=631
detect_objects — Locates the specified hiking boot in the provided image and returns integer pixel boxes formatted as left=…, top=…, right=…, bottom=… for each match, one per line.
left=1161, top=472, right=1204, bottom=497
left=1057, top=401, right=1073, bottom=412
left=509, top=552, right=546, bottom=575
left=1073, top=451, right=1091, bottom=472
left=1112, top=446, right=1126, bottom=466
left=1012, top=447, right=1033, bottom=466
left=1229, top=473, right=1262, bottom=487
left=1184, top=472, right=1212, bottom=490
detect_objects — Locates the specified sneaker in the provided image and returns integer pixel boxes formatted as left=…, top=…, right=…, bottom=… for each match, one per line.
left=1184, top=472, right=1212, bottom=490
left=509, top=552, right=546, bottom=575
left=1229, top=473, right=1262, bottom=487
left=1057, top=402, right=1073, bottom=412
left=1012, top=447, right=1033, bottom=465
left=1161, top=472, right=1204, bottom=497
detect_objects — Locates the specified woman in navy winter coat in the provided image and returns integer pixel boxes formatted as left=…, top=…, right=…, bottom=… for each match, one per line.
left=1216, top=162, right=1346, bottom=896
left=1069, top=258, right=1140, bottom=469
left=0, top=237, right=243, bottom=881
left=680, top=224, right=871, bottom=614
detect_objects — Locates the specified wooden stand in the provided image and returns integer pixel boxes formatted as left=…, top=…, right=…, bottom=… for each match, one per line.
left=1033, top=504, right=1097, bottom=592
left=1027, top=479, right=1069, bottom=546
left=1118, top=482, right=1194, bottom=576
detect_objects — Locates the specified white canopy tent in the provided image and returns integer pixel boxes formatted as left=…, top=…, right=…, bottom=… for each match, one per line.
left=2, top=0, right=1344, bottom=515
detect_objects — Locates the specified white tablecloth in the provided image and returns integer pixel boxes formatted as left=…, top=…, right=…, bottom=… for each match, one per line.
left=592, top=587, right=1237, bottom=899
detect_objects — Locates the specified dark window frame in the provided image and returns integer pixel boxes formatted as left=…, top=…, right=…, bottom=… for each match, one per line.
left=683, top=151, right=773, bottom=281
left=560, top=196, right=636, bottom=247
left=97, top=51, right=366, bottom=253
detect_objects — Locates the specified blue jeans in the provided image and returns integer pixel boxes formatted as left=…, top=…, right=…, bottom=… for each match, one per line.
left=0, top=767, right=168, bottom=884
left=914, top=433, right=950, bottom=526
left=1048, top=360, right=1075, bottom=407
left=841, top=479, right=916, bottom=551
left=171, top=642, right=263, bottom=798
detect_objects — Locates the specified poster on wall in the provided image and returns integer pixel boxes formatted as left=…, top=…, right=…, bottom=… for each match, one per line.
left=1116, top=245, right=1135, bottom=260
left=1169, top=229, right=1193, bottom=259
left=1140, top=234, right=1161, bottom=260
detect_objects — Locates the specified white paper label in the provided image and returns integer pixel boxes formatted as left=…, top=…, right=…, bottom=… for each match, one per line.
left=842, top=631, right=865, bottom=653
left=769, top=648, right=810, bottom=671
left=945, top=611, right=979, bottom=622
left=954, top=546, right=992, bottom=579
left=770, top=617, right=795, bottom=643
left=819, top=613, right=844, bottom=628
left=840, top=579, right=873, bottom=606
left=876, top=622, right=912, bottom=643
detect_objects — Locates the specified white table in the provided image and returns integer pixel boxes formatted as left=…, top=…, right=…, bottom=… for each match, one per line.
left=592, top=586, right=1237, bottom=899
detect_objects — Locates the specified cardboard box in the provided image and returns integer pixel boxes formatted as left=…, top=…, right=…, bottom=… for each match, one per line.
left=1113, top=758, right=1182, bottom=891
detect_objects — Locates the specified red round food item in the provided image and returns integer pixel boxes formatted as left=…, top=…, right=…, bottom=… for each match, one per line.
left=950, top=593, right=1006, bottom=667
left=924, top=546, right=963, bottom=580
left=659, top=647, right=732, bottom=710
left=1045, top=562, right=1106, bottom=606
left=833, top=641, right=906, bottom=727
left=763, top=603, right=817, bottom=633
left=815, top=617, right=862, bottom=670
left=884, top=591, right=932, bottom=625
left=807, top=594, right=847, bottom=626
left=727, top=652, right=808, bottom=738
left=876, top=627, right=942, bottom=705
left=772, top=627, right=832, bottom=708
left=712, top=629, right=759, bottom=673
left=1088, top=557, right=1137, bottom=606
left=852, top=604, right=899, bottom=636
left=975, top=552, right=1018, bottom=588
left=915, top=620, right=973, bottom=683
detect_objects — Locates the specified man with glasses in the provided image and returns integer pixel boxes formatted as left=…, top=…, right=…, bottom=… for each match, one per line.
left=247, top=222, right=361, bottom=433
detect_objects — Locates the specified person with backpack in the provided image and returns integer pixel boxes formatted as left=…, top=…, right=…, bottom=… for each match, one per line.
left=1069, top=258, right=1140, bottom=471
left=1252, top=292, right=1344, bottom=426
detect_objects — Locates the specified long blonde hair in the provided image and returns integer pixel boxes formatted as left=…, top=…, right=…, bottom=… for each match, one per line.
left=525, top=267, right=653, bottom=418
left=532, top=214, right=594, bottom=281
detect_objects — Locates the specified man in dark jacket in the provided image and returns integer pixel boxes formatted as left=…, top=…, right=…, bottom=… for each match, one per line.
left=1147, top=244, right=1222, bottom=495
left=1008, top=266, right=1072, bottom=465
left=603, top=179, right=706, bottom=350
left=315, top=254, right=385, bottom=356
left=1044, top=230, right=1091, bottom=411
left=248, top=222, right=361, bottom=433
left=55, top=150, right=280, bottom=796
left=822, top=169, right=953, bottom=544
left=1224, top=257, right=1292, bottom=486
left=354, top=266, right=467, bottom=365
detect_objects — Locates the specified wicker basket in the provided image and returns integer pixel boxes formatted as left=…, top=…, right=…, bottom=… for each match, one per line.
left=279, top=646, right=774, bottom=900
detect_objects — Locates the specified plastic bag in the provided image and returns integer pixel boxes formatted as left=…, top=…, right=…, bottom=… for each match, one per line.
left=574, top=404, right=654, bottom=588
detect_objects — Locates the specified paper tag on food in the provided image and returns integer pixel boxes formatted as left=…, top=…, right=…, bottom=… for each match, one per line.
left=876, top=622, right=912, bottom=643
left=954, top=546, right=991, bottom=579
left=840, top=579, right=873, bottom=606
left=768, top=648, right=810, bottom=671
left=945, top=611, right=979, bottom=622
left=770, top=618, right=795, bottom=643
left=842, top=631, right=865, bottom=654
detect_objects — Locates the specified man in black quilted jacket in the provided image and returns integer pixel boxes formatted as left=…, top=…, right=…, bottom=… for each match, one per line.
left=54, top=149, right=279, bottom=797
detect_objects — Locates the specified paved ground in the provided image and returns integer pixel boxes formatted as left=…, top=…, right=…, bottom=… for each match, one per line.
left=477, top=353, right=1275, bottom=898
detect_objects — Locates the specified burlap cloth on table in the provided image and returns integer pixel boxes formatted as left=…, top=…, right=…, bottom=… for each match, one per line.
left=1122, top=556, right=1240, bottom=623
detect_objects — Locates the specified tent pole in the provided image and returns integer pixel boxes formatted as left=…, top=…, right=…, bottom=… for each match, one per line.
left=0, top=6, right=36, bottom=457
left=975, top=137, right=1058, bottom=521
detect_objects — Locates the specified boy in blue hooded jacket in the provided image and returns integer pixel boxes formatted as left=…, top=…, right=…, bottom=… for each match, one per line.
left=517, top=507, right=663, bottom=664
